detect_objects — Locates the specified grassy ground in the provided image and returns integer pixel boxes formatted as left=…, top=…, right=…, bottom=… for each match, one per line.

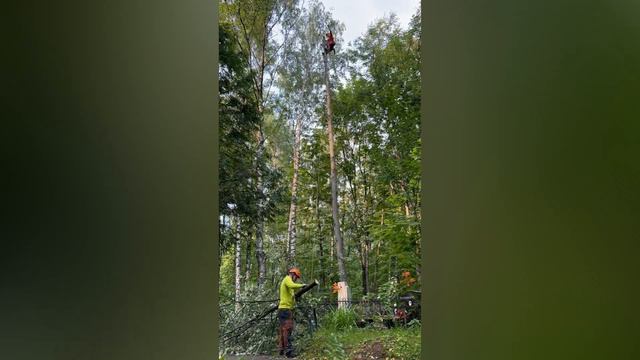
left=297, top=325, right=421, bottom=360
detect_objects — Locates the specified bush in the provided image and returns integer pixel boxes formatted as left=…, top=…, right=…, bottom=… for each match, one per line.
left=376, top=278, right=400, bottom=307
left=320, top=308, right=358, bottom=331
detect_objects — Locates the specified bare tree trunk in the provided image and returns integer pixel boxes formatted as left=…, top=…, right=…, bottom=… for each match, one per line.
left=374, top=241, right=379, bottom=293
left=255, top=127, right=267, bottom=288
left=318, top=234, right=325, bottom=286
left=255, top=227, right=266, bottom=288
left=344, top=150, right=369, bottom=296
left=316, top=180, right=325, bottom=286
left=361, top=252, right=369, bottom=295
left=255, top=229, right=266, bottom=288
left=234, top=216, right=242, bottom=312
left=373, top=213, right=383, bottom=293
left=330, top=231, right=334, bottom=266
left=323, top=53, right=348, bottom=288
left=245, top=232, right=252, bottom=282
left=365, top=240, right=370, bottom=293
left=287, top=114, right=302, bottom=265
left=219, top=214, right=226, bottom=260
left=361, top=233, right=370, bottom=296
left=359, top=230, right=370, bottom=296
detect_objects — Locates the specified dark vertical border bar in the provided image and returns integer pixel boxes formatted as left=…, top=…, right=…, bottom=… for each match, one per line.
left=423, top=1, right=640, bottom=359
left=3, top=1, right=219, bottom=359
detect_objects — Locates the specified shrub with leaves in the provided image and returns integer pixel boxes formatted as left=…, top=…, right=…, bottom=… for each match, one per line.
left=376, top=278, right=400, bottom=308
left=320, top=308, right=358, bottom=331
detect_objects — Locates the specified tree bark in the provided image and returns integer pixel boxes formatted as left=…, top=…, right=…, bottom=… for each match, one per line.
left=234, top=216, right=242, bottom=312
left=255, top=126, right=267, bottom=288
left=245, top=232, right=252, bottom=282
left=255, top=227, right=266, bottom=289
left=323, top=52, right=349, bottom=289
left=316, top=177, right=325, bottom=286
left=287, top=113, right=302, bottom=265
left=361, top=252, right=369, bottom=296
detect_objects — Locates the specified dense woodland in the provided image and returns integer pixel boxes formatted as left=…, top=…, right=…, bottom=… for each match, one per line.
left=219, top=0, right=421, bottom=309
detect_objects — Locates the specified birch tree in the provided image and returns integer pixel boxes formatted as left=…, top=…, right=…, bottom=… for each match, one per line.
left=221, top=0, right=299, bottom=288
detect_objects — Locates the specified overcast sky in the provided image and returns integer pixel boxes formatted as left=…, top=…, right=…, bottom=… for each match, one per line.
left=320, top=0, right=420, bottom=45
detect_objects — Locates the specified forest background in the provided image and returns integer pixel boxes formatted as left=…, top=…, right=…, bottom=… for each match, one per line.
left=218, top=0, right=421, bottom=316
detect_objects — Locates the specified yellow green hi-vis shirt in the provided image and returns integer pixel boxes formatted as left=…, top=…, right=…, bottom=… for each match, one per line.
left=278, top=275, right=304, bottom=309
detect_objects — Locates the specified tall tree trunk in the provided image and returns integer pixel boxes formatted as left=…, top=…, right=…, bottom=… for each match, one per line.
left=374, top=241, right=379, bottom=293
left=219, top=214, right=225, bottom=260
left=358, top=234, right=370, bottom=296
left=343, top=144, right=370, bottom=296
left=255, top=127, right=267, bottom=288
left=366, top=239, right=370, bottom=293
left=287, top=114, right=302, bottom=265
left=373, top=212, right=384, bottom=293
left=234, top=216, right=242, bottom=312
left=245, top=232, right=252, bottom=282
left=255, top=229, right=266, bottom=288
left=318, top=232, right=325, bottom=287
left=330, top=230, right=334, bottom=267
left=323, top=52, right=348, bottom=287
left=316, top=179, right=325, bottom=286
left=361, top=250, right=369, bottom=296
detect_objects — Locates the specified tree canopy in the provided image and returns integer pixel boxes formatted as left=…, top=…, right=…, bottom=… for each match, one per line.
left=219, top=0, right=421, bottom=308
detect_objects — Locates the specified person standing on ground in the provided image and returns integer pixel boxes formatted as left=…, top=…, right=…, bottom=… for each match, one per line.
left=278, top=267, right=305, bottom=358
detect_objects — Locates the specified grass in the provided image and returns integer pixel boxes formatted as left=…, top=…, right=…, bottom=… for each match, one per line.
left=297, top=325, right=421, bottom=360
left=318, top=308, right=359, bottom=331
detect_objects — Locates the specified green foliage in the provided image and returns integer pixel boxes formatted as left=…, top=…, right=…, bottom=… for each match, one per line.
left=298, top=291, right=323, bottom=308
left=218, top=23, right=260, bottom=215
left=320, top=308, right=358, bottom=331
left=299, top=326, right=421, bottom=360
left=218, top=299, right=280, bottom=355
left=218, top=252, right=236, bottom=300
left=383, top=326, right=421, bottom=360
left=298, top=330, right=347, bottom=360
left=219, top=2, right=422, bottom=355
left=376, top=278, right=400, bottom=308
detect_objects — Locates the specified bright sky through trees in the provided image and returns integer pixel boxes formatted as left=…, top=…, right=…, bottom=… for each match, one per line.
left=321, top=0, right=420, bottom=44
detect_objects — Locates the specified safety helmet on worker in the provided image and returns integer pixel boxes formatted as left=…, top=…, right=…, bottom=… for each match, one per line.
left=289, top=267, right=301, bottom=278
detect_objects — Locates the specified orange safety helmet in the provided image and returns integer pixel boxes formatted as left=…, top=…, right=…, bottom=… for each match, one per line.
left=289, top=267, right=302, bottom=278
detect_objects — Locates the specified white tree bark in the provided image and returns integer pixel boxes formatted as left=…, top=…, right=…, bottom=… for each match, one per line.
left=287, top=114, right=302, bottom=265
left=234, top=216, right=242, bottom=312
left=255, top=127, right=267, bottom=288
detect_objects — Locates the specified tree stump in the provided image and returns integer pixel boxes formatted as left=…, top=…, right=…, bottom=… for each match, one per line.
left=337, top=281, right=351, bottom=309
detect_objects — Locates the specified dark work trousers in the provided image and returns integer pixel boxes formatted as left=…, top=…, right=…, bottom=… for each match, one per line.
left=277, top=309, right=294, bottom=355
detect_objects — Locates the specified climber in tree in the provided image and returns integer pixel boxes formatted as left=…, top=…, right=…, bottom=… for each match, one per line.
left=324, top=29, right=336, bottom=54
